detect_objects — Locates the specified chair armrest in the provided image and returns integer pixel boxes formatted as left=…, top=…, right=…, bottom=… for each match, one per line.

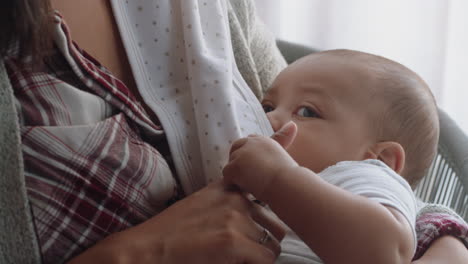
left=438, top=108, right=468, bottom=191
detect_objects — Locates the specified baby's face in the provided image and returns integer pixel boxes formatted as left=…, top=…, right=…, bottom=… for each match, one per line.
left=263, top=55, right=379, bottom=173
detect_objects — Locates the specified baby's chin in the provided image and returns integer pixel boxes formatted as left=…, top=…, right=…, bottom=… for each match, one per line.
left=285, top=147, right=337, bottom=173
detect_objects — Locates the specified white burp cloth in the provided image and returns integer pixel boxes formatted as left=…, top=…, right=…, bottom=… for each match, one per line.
left=111, top=0, right=273, bottom=194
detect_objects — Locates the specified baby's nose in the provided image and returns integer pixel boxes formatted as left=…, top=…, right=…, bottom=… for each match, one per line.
left=266, top=110, right=290, bottom=132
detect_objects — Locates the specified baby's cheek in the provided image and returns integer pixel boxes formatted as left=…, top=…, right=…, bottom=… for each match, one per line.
left=287, top=145, right=331, bottom=173
left=286, top=145, right=307, bottom=166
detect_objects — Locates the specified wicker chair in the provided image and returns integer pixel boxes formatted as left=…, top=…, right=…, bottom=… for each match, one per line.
left=277, top=40, right=468, bottom=221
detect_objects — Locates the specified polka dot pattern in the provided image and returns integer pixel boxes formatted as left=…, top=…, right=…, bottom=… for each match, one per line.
left=111, top=0, right=272, bottom=194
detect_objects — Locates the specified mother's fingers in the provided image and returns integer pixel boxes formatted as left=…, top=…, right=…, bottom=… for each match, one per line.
left=255, top=225, right=282, bottom=257
left=235, top=215, right=281, bottom=258
left=233, top=235, right=276, bottom=264
left=250, top=202, right=287, bottom=242
left=220, top=184, right=286, bottom=242
left=217, top=184, right=283, bottom=257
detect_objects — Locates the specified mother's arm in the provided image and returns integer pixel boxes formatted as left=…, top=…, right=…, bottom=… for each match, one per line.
left=412, top=206, right=468, bottom=263
left=412, top=236, right=468, bottom=264
left=68, top=180, right=285, bottom=264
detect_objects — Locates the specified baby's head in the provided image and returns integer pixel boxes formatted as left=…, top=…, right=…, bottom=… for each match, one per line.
left=263, top=49, right=439, bottom=188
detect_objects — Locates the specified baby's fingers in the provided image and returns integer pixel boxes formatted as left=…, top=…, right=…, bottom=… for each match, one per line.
left=222, top=160, right=240, bottom=185
left=229, top=138, right=249, bottom=156
left=270, top=121, right=297, bottom=149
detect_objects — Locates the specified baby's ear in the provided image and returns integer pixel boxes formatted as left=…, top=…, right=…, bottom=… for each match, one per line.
left=365, top=142, right=405, bottom=174
left=271, top=121, right=297, bottom=149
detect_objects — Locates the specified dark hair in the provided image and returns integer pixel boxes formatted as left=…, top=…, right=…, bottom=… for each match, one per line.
left=0, top=0, right=53, bottom=64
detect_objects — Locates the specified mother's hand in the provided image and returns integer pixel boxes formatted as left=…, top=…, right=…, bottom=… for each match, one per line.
left=68, top=180, right=286, bottom=264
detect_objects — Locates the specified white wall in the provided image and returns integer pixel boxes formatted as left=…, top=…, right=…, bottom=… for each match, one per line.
left=255, top=0, right=468, bottom=135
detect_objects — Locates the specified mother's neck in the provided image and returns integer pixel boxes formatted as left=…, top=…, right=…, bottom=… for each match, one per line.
left=49, top=1, right=135, bottom=90
left=49, top=0, right=122, bottom=67
left=49, top=0, right=159, bottom=123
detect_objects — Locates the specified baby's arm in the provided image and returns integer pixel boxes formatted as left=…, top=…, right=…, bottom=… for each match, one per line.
left=262, top=165, right=414, bottom=264
left=224, top=135, right=415, bottom=264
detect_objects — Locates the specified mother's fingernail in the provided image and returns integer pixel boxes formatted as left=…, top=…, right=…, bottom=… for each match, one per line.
left=252, top=199, right=267, bottom=207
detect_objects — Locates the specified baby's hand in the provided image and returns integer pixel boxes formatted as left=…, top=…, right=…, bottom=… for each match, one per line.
left=223, top=122, right=298, bottom=201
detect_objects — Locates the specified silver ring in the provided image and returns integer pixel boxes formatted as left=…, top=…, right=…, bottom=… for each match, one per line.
left=258, top=228, right=272, bottom=245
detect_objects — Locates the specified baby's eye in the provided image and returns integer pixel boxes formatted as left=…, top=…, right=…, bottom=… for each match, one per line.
left=262, top=104, right=275, bottom=113
left=296, top=106, right=320, bottom=118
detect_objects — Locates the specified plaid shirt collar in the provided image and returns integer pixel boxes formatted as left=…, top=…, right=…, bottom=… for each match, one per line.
left=53, top=11, right=162, bottom=135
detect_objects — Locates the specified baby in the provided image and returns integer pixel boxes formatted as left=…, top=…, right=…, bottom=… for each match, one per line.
left=223, top=49, right=440, bottom=263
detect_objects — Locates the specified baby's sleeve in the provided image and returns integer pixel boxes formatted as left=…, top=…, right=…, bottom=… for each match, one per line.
left=319, top=159, right=418, bottom=253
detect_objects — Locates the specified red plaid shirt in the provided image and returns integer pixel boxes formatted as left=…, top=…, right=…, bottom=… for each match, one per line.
left=6, top=14, right=180, bottom=263
left=4, top=13, right=467, bottom=264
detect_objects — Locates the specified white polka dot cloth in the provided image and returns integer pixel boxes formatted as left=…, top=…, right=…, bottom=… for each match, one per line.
left=111, top=0, right=273, bottom=194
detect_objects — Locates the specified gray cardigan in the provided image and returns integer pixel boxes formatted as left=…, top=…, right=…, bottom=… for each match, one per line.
left=0, top=61, right=41, bottom=263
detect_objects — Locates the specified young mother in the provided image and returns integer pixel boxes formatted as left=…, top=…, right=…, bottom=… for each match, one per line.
left=1, top=0, right=466, bottom=263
